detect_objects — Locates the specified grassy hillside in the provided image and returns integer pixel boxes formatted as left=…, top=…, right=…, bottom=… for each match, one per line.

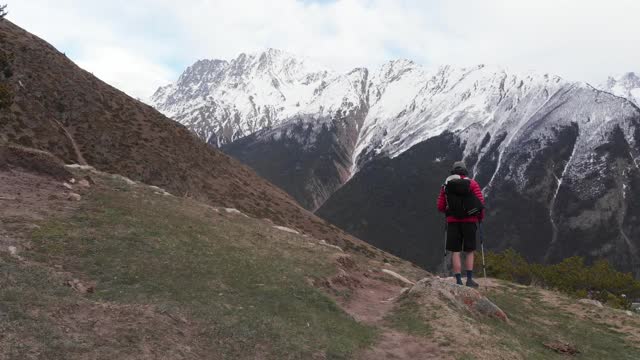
left=0, top=19, right=374, bottom=253
left=2, top=158, right=639, bottom=359
left=2, top=164, right=391, bottom=359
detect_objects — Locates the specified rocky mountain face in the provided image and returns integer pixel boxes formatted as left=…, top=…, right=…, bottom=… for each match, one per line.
left=600, top=72, right=640, bottom=107
left=151, top=49, right=366, bottom=147
left=319, top=85, right=640, bottom=277
left=154, top=52, right=640, bottom=276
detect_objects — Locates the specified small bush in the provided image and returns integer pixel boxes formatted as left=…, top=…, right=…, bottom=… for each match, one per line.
left=0, top=51, right=14, bottom=109
left=478, top=249, right=640, bottom=309
left=0, top=83, right=12, bottom=109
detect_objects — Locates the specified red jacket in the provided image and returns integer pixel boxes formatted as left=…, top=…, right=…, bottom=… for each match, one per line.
left=437, top=175, right=485, bottom=223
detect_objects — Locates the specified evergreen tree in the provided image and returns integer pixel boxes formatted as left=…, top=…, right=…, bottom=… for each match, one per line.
left=0, top=4, right=7, bottom=20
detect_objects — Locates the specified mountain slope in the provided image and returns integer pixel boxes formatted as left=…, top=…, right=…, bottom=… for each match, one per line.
left=319, top=83, right=640, bottom=276
left=0, top=20, right=377, bottom=252
left=152, top=51, right=369, bottom=210
left=601, top=72, right=640, bottom=106
left=222, top=68, right=368, bottom=210
left=3, top=153, right=638, bottom=359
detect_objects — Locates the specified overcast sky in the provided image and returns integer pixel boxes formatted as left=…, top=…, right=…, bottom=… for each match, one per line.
left=7, top=0, right=639, bottom=99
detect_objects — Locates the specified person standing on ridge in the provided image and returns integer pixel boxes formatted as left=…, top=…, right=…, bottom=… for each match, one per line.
left=437, top=161, right=485, bottom=287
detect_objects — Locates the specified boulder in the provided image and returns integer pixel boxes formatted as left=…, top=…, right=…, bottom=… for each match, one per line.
left=408, top=277, right=508, bottom=321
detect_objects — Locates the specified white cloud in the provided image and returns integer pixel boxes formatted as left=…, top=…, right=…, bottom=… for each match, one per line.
left=6, top=0, right=640, bottom=98
left=76, top=46, right=173, bottom=100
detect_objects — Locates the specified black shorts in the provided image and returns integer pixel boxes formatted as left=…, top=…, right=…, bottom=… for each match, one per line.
left=446, top=222, right=478, bottom=252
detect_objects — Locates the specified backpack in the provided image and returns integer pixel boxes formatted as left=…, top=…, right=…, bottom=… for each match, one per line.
left=444, top=176, right=484, bottom=219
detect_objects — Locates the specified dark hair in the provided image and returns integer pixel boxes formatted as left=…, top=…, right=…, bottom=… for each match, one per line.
left=451, top=167, right=468, bottom=176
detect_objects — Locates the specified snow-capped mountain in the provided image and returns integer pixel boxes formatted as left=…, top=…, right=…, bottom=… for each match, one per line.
left=151, top=49, right=364, bottom=146
left=600, top=72, right=640, bottom=107
left=153, top=52, right=640, bottom=276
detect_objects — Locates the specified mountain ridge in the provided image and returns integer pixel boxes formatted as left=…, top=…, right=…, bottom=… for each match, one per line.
left=153, top=49, right=640, bottom=277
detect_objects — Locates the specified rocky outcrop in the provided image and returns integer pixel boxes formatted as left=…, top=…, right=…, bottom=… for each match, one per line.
left=408, top=277, right=508, bottom=321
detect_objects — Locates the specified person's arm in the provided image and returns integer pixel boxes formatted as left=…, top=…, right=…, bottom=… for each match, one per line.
left=471, top=180, right=485, bottom=220
left=437, top=187, right=447, bottom=213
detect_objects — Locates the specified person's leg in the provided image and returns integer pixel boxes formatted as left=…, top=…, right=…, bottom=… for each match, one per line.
left=452, top=252, right=462, bottom=284
left=462, top=223, right=479, bottom=288
left=446, top=223, right=464, bottom=285
left=464, top=251, right=475, bottom=271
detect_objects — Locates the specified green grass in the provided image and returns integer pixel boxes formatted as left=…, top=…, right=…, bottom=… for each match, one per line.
left=0, top=254, right=84, bottom=359
left=26, top=179, right=376, bottom=359
left=481, top=285, right=640, bottom=360
left=385, top=295, right=433, bottom=337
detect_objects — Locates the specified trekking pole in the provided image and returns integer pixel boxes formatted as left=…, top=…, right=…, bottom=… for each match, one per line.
left=479, top=222, right=487, bottom=278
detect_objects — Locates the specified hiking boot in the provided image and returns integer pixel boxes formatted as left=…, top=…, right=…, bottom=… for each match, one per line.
left=466, top=279, right=479, bottom=288
left=454, top=273, right=463, bottom=285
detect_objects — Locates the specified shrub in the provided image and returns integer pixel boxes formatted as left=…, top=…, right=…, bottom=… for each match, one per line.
left=478, top=249, right=640, bottom=309
left=0, top=83, right=12, bottom=109
left=0, top=51, right=13, bottom=109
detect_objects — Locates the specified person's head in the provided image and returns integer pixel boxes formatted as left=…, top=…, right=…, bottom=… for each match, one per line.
left=450, top=161, right=468, bottom=176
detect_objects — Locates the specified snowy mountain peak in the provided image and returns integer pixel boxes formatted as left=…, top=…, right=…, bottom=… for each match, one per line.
left=176, top=59, right=228, bottom=85
left=150, top=49, right=359, bottom=146
left=600, top=72, right=640, bottom=106
left=227, top=48, right=328, bottom=83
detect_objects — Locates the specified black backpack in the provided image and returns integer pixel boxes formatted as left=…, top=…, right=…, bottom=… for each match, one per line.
left=444, top=178, right=484, bottom=219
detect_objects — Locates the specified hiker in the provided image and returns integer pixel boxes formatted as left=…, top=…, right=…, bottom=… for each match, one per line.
left=437, top=161, right=485, bottom=287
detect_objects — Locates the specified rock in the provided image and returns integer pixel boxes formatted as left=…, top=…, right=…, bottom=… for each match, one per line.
left=318, top=240, right=343, bottom=252
left=224, top=208, right=248, bottom=217
left=544, top=341, right=579, bottom=355
left=631, top=302, right=640, bottom=312
left=578, top=299, right=604, bottom=308
left=65, top=279, right=95, bottom=294
left=329, top=269, right=362, bottom=289
left=273, top=225, right=299, bottom=234
left=0, top=195, right=17, bottom=201
left=149, top=185, right=173, bottom=196
left=78, top=179, right=91, bottom=188
left=65, top=164, right=96, bottom=172
left=62, top=182, right=73, bottom=190
left=336, top=255, right=357, bottom=270
left=67, top=193, right=82, bottom=201
left=112, top=174, right=137, bottom=186
left=409, top=277, right=508, bottom=321
left=8, top=246, right=24, bottom=261
left=69, top=178, right=76, bottom=184
left=626, top=310, right=633, bottom=316
left=381, top=269, right=415, bottom=286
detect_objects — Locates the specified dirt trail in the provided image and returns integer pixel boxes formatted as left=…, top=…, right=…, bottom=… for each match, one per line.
left=335, top=269, right=448, bottom=360
left=50, top=118, right=88, bottom=166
